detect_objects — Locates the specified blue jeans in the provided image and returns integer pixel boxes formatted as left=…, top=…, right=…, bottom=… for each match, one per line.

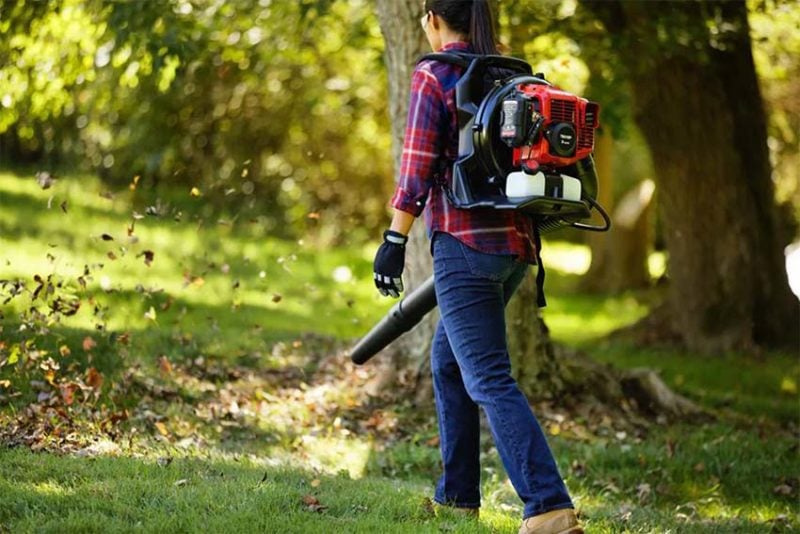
left=430, top=232, right=573, bottom=519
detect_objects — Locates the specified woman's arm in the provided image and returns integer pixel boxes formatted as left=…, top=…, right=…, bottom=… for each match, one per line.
left=389, top=208, right=415, bottom=236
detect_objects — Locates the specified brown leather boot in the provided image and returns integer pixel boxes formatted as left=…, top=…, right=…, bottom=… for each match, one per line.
left=518, top=508, right=583, bottom=534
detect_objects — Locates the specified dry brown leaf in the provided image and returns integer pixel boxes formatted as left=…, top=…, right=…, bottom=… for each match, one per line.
left=158, top=355, right=173, bottom=375
left=60, top=383, right=78, bottom=406
left=302, top=494, right=327, bottom=513
left=82, top=337, right=97, bottom=352
left=86, top=367, right=103, bottom=390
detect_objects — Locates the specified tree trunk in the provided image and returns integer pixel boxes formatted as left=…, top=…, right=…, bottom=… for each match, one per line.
left=584, top=0, right=799, bottom=351
left=586, top=179, right=655, bottom=293
left=373, top=0, right=434, bottom=391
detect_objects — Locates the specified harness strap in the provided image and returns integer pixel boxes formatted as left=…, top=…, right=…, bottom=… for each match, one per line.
left=533, top=223, right=546, bottom=308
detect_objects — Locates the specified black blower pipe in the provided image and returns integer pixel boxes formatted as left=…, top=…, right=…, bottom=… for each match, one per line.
left=350, top=276, right=437, bottom=365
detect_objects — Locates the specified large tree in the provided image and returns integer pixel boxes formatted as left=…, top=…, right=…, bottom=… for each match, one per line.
left=582, top=0, right=798, bottom=351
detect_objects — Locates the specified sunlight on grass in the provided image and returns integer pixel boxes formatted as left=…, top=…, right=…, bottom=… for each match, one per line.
left=0, top=171, right=391, bottom=345
left=28, top=481, right=74, bottom=497
left=300, top=435, right=373, bottom=479
left=544, top=294, right=650, bottom=345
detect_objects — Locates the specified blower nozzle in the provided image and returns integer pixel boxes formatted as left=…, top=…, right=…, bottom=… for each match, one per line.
left=349, top=276, right=437, bottom=365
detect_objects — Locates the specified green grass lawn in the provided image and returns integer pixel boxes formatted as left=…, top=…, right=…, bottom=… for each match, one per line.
left=1, top=168, right=798, bottom=533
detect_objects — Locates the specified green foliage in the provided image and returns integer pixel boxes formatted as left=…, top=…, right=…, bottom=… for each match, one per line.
left=0, top=0, right=392, bottom=240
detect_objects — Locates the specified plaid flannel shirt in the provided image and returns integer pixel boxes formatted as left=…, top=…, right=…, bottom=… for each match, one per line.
left=390, top=41, right=537, bottom=263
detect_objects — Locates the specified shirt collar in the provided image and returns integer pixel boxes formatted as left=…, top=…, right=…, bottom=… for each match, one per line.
left=438, top=41, right=471, bottom=53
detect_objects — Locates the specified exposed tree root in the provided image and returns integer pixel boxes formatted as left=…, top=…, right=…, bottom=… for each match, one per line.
left=553, top=344, right=707, bottom=427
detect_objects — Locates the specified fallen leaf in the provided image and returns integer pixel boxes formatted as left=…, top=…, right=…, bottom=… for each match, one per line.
left=82, top=336, right=97, bottom=351
left=302, top=494, right=327, bottom=513
left=36, top=171, right=56, bottom=189
left=271, top=294, right=282, bottom=303
left=107, top=251, right=117, bottom=260
left=425, top=435, right=440, bottom=447
left=310, top=479, right=321, bottom=488
left=693, top=462, right=705, bottom=473
left=0, top=380, right=11, bottom=388
left=144, top=306, right=157, bottom=322
left=59, top=345, right=71, bottom=357
left=158, top=355, right=173, bottom=375
left=636, top=483, right=651, bottom=503
left=154, top=421, right=169, bottom=436
left=60, top=382, right=78, bottom=405
left=307, top=212, right=320, bottom=220
left=190, top=187, right=201, bottom=197
left=129, top=175, right=140, bottom=191
left=773, top=483, right=794, bottom=496
left=101, top=234, right=114, bottom=241
left=143, top=250, right=155, bottom=267
left=174, top=479, right=189, bottom=487
left=60, top=200, right=68, bottom=213
left=86, top=367, right=104, bottom=390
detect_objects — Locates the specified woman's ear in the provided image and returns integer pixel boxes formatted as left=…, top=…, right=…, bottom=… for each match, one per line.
left=430, top=12, right=441, bottom=31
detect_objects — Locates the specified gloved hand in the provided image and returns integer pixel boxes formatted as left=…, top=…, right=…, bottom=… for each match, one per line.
left=373, top=229, right=407, bottom=298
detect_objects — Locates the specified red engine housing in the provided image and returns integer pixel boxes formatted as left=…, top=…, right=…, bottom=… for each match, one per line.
left=512, top=84, right=600, bottom=170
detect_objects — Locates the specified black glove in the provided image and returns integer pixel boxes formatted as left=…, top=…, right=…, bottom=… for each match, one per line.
left=373, top=230, right=407, bottom=298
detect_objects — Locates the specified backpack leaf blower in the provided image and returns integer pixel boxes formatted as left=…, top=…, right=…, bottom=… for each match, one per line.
left=351, top=53, right=610, bottom=365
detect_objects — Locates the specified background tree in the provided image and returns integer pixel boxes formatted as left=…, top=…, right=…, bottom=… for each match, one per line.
left=582, top=0, right=799, bottom=351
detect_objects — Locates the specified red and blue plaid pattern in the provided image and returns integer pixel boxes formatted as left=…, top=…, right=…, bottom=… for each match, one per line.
left=390, top=42, right=537, bottom=263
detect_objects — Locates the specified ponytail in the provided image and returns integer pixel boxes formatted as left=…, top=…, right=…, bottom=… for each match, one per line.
left=425, top=0, right=499, bottom=56
left=469, top=0, right=499, bottom=56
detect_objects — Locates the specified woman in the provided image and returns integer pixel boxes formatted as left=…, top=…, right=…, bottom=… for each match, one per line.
left=372, top=1, right=583, bottom=533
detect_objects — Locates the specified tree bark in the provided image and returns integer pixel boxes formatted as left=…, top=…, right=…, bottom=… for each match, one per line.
left=583, top=0, right=799, bottom=351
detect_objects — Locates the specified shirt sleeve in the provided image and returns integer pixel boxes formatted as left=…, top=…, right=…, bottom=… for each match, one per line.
left=390, top=65, right=444, bottom=217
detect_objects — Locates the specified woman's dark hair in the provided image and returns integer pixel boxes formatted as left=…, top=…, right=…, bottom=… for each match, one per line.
left=424, top=0, right=499, bottom=55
